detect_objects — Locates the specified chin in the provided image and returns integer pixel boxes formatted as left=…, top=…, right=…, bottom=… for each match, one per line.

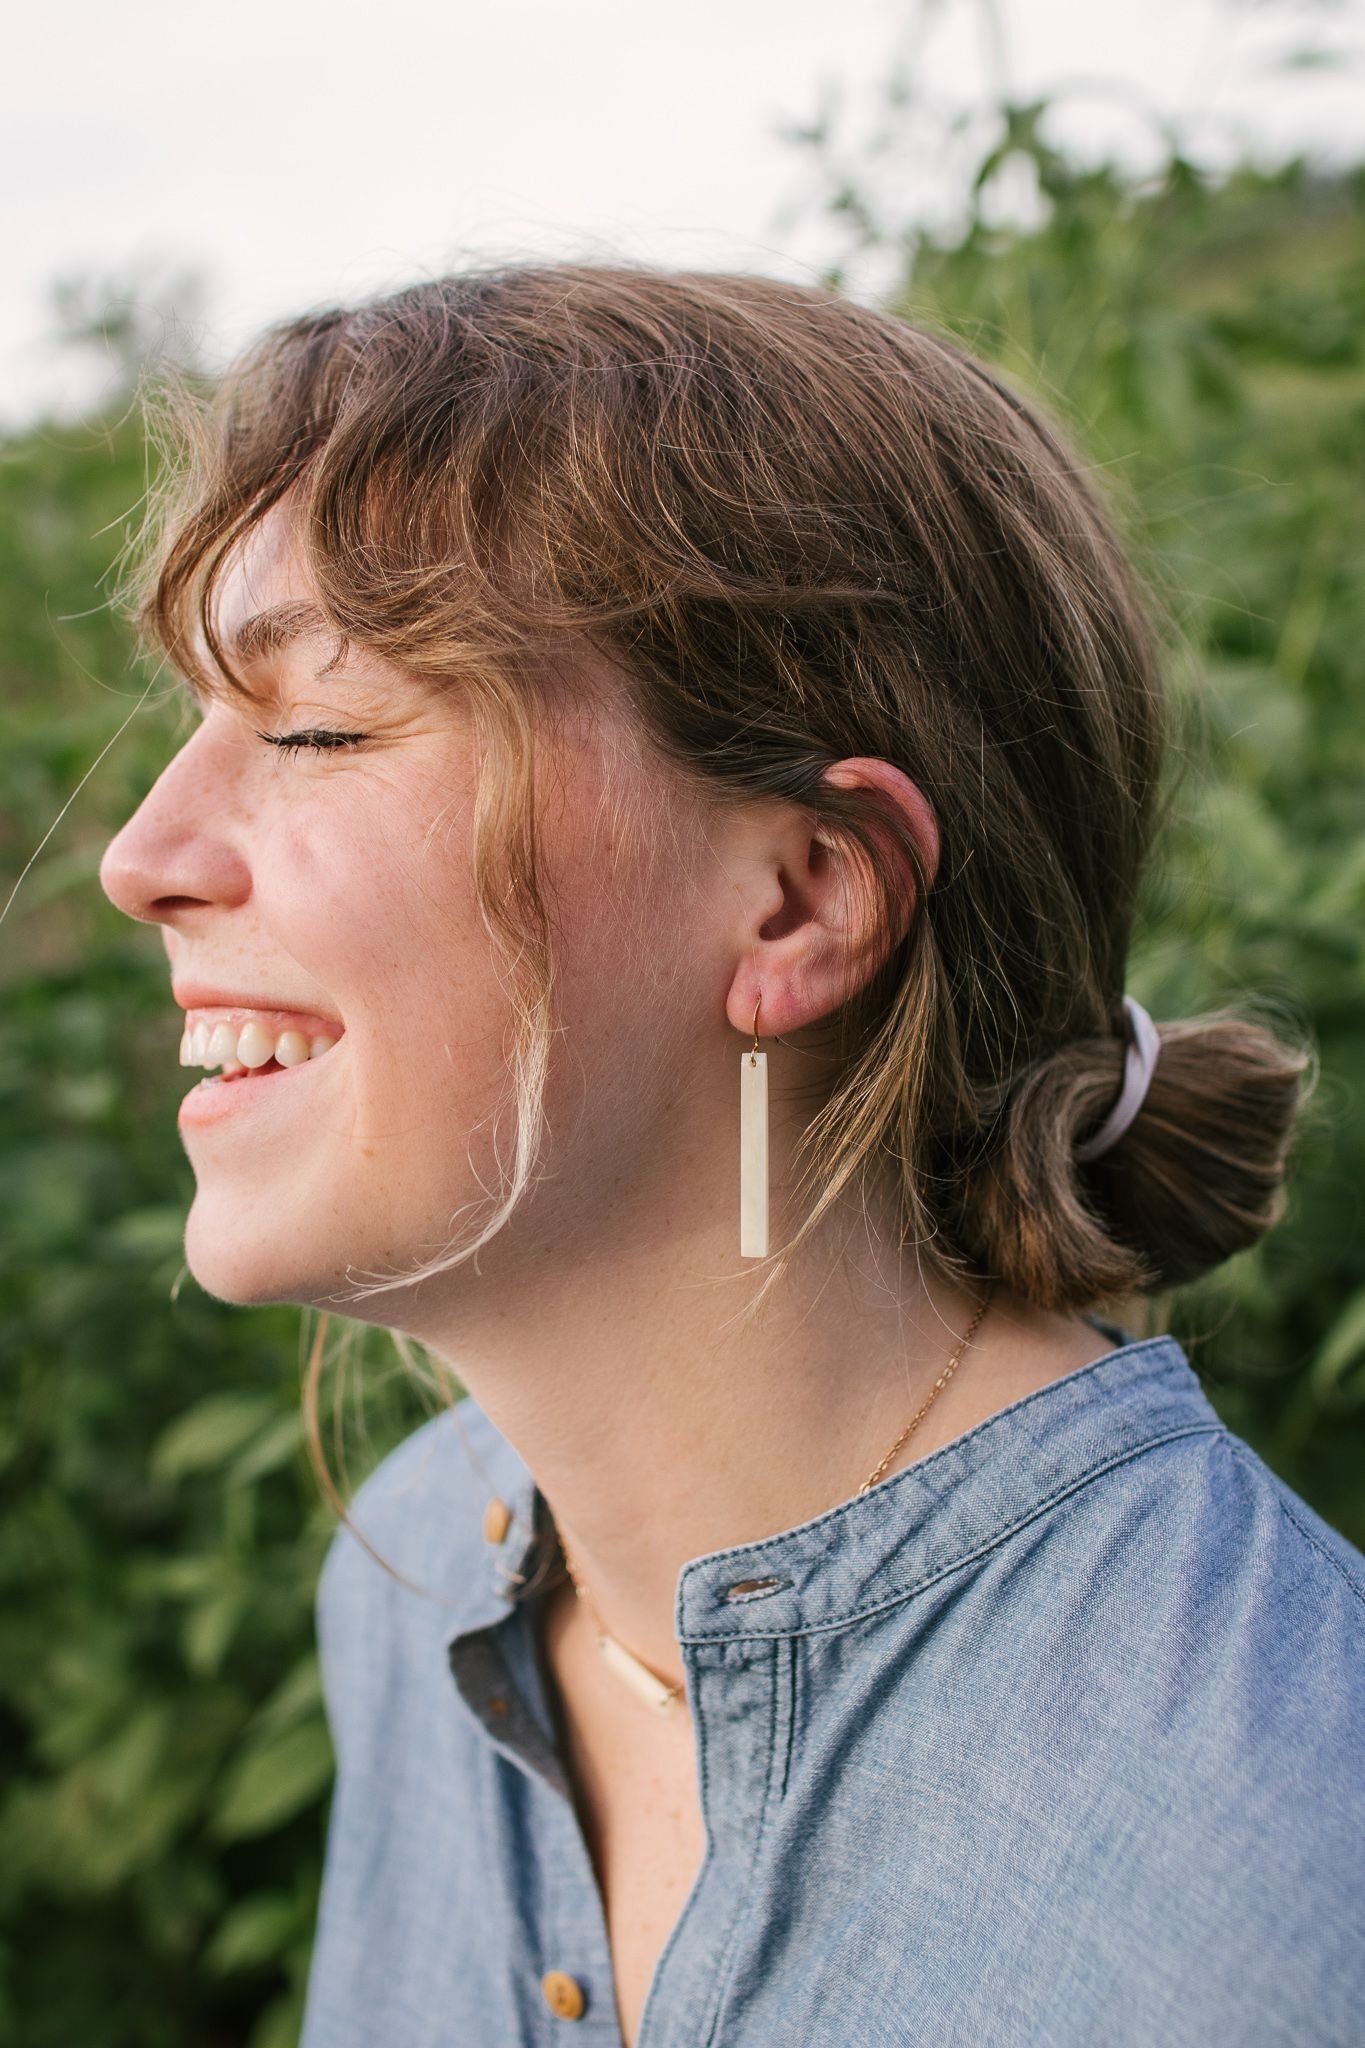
left=182, top=1208, right=329, bottom=1310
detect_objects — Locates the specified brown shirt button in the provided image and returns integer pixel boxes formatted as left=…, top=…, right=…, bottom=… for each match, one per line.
left=482, top=1497, right=511, bottom=1544
left=540, top=1970, right=586, bottom=2020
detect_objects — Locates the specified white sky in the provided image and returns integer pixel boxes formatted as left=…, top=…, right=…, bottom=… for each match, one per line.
left=6, top=0, right=1362, bottom=427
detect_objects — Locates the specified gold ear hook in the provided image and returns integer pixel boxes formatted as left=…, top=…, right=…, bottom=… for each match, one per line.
left=750, top=994, right=761, bottom=1065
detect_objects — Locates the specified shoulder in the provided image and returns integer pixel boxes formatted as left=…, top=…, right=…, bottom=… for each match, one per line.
left=1214, top=1425, right=1365, bottom=1612
left=317, top=1392, right=523, bottom=1607
left=312, top=1395, right=522, bottom=1753
left=1029, top=1339, right=1365, bottom=1626
left=941, top=1391, right=1365, bottom=2024
left=1029, top=1402, right=1365, bottom=1886
left=1110, top=1403, right=1365, bottom=1636
left=320, top=1392, right=507, bottom=1571
left=1175, top=1424, right=1365, bottom=1750
left=1051, top=1389, right=1365, bottom=1701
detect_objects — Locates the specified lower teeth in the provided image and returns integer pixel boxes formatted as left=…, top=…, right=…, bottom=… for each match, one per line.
left=197, top=1058, right=285, bottom=1088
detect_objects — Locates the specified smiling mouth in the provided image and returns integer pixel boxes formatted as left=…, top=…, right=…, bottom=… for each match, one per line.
left=178, top=1010, right=344, bottom=1121
left=180, top=1012, right=342, bottom=1081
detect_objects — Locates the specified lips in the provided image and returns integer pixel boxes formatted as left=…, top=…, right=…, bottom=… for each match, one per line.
left=171, top=982, right=346, bottom=1131
left=172, top=981, right=341, bottom=1023
left=177, top=1040, right=336, bottom=1129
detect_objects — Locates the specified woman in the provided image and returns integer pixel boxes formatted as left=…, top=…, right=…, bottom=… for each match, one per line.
left=99, top=264, right=1363, bottom=2047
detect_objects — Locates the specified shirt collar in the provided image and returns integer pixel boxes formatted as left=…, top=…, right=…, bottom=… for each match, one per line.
left=449, top=1335, right=1223, bottom=1650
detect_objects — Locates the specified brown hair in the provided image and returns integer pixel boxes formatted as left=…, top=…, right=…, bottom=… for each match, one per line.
left=129, top=262, right=1313, bottom=1553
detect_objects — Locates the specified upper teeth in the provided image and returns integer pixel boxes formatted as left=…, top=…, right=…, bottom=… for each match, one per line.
left=179, top=1017, right=340, bottom=1071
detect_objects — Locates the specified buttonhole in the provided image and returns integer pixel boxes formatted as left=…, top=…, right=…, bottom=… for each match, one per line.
left=722, top=1575, right=790, bottom=1602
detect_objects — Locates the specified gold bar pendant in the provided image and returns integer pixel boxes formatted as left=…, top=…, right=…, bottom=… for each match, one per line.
left=596, top=1631, right=679, bottom=1713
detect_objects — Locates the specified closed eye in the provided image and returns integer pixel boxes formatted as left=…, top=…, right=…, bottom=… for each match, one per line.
left=255, top=728, right=368, bottom=759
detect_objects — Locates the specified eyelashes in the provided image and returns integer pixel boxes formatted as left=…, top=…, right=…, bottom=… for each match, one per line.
left=254, top=728, right=368, bottom=760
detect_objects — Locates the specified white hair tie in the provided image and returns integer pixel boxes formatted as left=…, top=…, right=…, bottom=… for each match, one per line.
left=1074, top=995, right=1161, bottom=1162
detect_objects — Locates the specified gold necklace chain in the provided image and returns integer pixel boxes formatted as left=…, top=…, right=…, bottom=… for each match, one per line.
left=556, top=1279, right=998, bottom=1713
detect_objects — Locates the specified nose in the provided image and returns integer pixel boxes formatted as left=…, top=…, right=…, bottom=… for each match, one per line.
left=99, top=715, right=254, bottom=929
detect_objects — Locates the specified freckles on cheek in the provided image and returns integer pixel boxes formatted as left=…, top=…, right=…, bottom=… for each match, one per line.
left=293, top=780, right=487, bottom=1014
left=390, top=785, right=486, bottom=943
left=278, top=802, right=421, bottom=917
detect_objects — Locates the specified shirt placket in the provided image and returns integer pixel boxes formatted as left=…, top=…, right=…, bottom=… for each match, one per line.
left=634, top=1630, right=793, bottom=2048
left=448, top=1588, right=792, bottom=2047
left=449, top=1605, right=625, bottom=2040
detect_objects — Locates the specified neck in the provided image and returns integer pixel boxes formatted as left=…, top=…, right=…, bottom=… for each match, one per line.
left=399, top=1198, right=1114, bottom=1694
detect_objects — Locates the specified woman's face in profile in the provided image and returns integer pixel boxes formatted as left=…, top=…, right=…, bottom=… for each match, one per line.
left=98, top=508, right=701, bottom=1321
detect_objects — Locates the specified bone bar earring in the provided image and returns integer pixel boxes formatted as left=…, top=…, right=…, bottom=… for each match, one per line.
left=739, top=994, right=769, bottom=1258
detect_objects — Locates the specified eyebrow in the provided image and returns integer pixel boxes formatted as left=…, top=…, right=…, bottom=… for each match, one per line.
left=228, top=602, right=349, bottom=675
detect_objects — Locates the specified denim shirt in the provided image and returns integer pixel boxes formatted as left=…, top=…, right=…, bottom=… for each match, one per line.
left=298, top=1326, right=1365, bottom=2046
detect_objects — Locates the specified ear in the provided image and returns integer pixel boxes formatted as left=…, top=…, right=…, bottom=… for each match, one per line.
left=723, top=757, right=940, bottom=1041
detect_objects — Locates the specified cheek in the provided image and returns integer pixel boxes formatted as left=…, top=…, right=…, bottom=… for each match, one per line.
left=272, top=767, right=465, bottom=951
left=271, top=785, right=506, bottom=1071
left=269, top=815, right=413, bottom=984
left=530, top=809, right=715, bottom=1137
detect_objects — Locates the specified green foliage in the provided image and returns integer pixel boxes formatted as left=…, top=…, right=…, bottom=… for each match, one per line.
left=3, top=91, right=1364, bottom=2048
